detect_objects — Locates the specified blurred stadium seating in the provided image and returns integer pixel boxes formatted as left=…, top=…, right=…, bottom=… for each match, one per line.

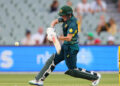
left=0, top=0, right=120, bottom=45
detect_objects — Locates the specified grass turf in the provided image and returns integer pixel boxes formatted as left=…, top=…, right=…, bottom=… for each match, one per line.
left=0, top=73, right=119, bottom=86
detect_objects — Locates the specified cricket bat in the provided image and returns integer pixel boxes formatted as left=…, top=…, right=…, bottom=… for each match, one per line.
left=52, top=35, right=61, bottom=54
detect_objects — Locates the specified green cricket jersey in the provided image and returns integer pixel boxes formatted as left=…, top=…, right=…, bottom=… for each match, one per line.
left=58, top=16, right=79, bottom=50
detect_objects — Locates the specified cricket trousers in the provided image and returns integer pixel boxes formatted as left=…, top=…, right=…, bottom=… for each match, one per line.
left=54, top=44, right=78, bottom=69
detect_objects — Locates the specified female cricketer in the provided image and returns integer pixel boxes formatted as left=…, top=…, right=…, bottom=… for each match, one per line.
left=29, top=5, right=101, bottom=86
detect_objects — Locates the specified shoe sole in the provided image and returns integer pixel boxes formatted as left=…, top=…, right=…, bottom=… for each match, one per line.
left=92, top=74, right=101, bottom=86
left=29, top=82, right=43, bottom=86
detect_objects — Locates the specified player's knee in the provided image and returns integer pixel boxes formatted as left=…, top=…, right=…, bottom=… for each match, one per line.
left=66, top=63, right=77, bottom=69
left=67, top=66, right=76, bottom=70
left=54, top=53, right=64, bottom=65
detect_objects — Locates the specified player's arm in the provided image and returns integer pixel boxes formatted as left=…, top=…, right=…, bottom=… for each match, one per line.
left=59, top=34, right=73, bottom=41
left=47, top=18, right=62, bottom=42
left=51, top=19, right=59, bottom=28
left=59, top=23, right=77, bottom=41
left=51, top=18, right=64, bottom=28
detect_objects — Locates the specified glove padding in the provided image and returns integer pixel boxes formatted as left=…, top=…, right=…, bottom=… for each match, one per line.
left=47, top=27, right=56, bottom=41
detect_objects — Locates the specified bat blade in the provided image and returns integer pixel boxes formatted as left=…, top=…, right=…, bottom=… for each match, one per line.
left=52, top=36, right=61, bottom=54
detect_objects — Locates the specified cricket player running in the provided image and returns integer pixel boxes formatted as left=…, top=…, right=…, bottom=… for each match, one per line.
left=29, top=5, right=101, bottom=86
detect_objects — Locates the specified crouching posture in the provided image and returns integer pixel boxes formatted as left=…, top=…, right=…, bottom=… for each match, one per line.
left=29, top=5, right=101, bottom=86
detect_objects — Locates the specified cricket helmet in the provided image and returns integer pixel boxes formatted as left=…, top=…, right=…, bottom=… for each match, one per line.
left=58, top=5, right=73, bottom=16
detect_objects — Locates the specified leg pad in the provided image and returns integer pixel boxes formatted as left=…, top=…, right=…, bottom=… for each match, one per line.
left=65, top=68, right=98, bottom=80
left=35, top=54, right=55, bottom=81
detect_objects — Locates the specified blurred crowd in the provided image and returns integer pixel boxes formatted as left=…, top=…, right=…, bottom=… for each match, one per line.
left=21, top=27, right=53, bottom=45
left=21, top=0, right=119, bottom=46
left=111, top=0, right=120, bottom=12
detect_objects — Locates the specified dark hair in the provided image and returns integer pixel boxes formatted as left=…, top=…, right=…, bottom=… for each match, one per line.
left=26, top=30, right=31, bottom=36
left=51, top=0, right=58, bottom=7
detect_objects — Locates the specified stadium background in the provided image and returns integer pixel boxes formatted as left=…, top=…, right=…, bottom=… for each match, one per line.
left=0, top=0, right=119, bottom=86
left=0, top=0, right=120, bottom=45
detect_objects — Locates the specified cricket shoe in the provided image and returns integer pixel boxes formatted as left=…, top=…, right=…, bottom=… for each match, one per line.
left=29, top=80, right=43, bottom=86
left=92, top=73, right=101, bottom=86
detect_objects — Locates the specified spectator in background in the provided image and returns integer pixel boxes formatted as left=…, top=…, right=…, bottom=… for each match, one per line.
left=85, top=32, right=95, bottom=45
left=91, top=0, right=107, bottom=13
left=50, top=0, right=59, bottom=13
left=94, top=38, right=101, bottom=45
left=32, top=27, right=45, bottom=45
left=43, top=34, right=53, bottom=45
left=107, top=36, right=115, bottom=45
left=107, top=18, right=117, bottom=36
left=66, top=0, right=72, bottom=7
left=118, top=0, right=120, bottom=12
left=21, top=30, right=34, bottom=45
left=96, top=15, right=108, bottom=35
left=76, top=0, right=92, bottom=16
left=76, top=0, right=91, bottom=30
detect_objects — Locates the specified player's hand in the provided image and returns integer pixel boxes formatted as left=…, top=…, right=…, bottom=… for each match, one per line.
left=58, top=36, right=64, bottom=40
left=46, top=27, right=56, bottom=41
left=47, top=34, right=53, bottom=41
left=47, top=27, right=55, bottom=35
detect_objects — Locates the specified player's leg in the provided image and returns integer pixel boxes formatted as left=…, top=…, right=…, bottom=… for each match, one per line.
left=35, top=53, right=64, bottom=81
left=63, top=46, right=101, bottom=85
left=65, top=68, right=101, bottom=86
left=35, top=54, right=56, bottom=81
left=29, top=54, right=56, bottom=86
left=29, top=45, right=65, bottom=86
left=63, top=45, right=78, bottom=69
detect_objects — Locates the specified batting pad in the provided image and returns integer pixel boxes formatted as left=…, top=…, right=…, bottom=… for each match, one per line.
left=35, top=54, right=55, bottom=81
left=65, top=68, right=98, bottom=80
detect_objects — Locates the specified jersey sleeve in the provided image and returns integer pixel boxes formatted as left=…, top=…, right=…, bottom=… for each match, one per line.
left=58, top=17, right=64, bottom=23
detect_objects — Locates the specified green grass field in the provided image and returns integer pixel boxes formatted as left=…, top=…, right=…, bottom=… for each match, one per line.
left=0, top=73, right=119, bottom=86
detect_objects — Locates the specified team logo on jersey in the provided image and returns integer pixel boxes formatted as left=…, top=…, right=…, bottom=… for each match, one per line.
left=69, top=28, right=73, bottom=33
left=64, top=24, right=67, bottom=28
